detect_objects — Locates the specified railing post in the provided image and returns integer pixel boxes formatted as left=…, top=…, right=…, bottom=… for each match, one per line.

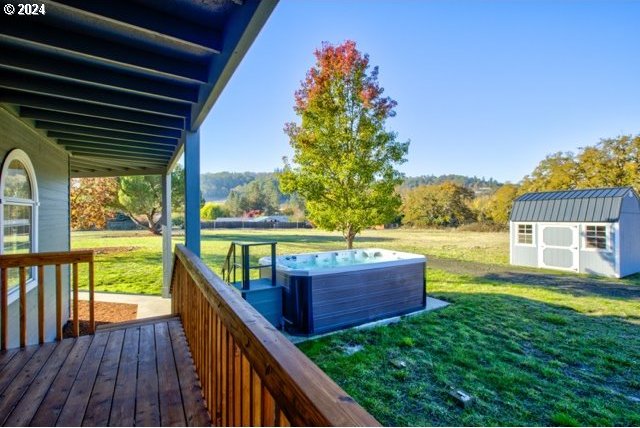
left=1, top=268, right=7, bottom=351
left=184, top=129, right=201, bottom=257
left=72, top=263, right=79, bottom=337
left=55, top=264, right=62, bottom=341
left=89, top=259, right=95, bottom=334
left=38, top=265, right=44, bottom=344
left=19, top=267, right=26, bottom=348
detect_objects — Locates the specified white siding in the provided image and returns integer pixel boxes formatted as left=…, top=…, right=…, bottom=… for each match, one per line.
left=619, top=193, right=640, bottom=277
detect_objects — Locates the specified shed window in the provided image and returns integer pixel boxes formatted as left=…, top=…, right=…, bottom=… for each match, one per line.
left=517, top=224, right=533, bottom=244
left=585, top=225, right=607, bottom=250
left=1, top=150, right=38, bottom=292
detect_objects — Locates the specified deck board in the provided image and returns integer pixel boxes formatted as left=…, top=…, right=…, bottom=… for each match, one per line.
left=0, top=318, right=211, bottom=427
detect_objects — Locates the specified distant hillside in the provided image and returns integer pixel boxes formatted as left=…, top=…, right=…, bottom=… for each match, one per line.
left=201, top=171, right=502, bottom=201
left=200, top=171, right=276, bottom=201
left=401, top=175, right=502, bottom=195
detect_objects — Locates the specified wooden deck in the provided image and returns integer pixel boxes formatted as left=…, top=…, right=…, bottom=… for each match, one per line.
left=0, top=316, right=211, bottom=427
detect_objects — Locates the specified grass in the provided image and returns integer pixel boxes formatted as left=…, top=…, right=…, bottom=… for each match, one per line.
left=70, top=228, right=640, bottom=425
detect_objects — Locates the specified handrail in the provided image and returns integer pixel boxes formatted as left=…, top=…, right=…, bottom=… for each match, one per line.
left=221, top=243, right=235, bottom=284
left=0, top=250, right=95, bottom=350
left=171, top=244, right=380, bottom=427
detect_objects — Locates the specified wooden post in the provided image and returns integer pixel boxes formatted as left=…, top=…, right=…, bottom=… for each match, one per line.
left=38, top=265, right=44, bottom=344
left=1, top=268, right=7, bottom=351
left=55, top=264, right=62, bottom=341
left=19, top=267, right=26, bottom=348
left=89, top=260, right=95, bottom=334
left=72, top=262, right=79, bottom=337
left=161, top=171, right=172, bottom=298
left=184, top=129, right=201, bottom=257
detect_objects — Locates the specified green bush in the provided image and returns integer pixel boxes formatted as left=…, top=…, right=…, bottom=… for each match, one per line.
left=200, top=202, right=229, bottom=220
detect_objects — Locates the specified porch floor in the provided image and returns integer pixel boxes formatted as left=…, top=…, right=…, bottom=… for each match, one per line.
left=0, top=316, right=211, bottom=427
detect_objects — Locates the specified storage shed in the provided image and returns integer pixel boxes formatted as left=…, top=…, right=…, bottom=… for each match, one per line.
left=509, top=187, right=640, bottom=278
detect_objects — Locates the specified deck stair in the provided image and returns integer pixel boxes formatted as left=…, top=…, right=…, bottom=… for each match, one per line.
left=221, top=241, right=283, bottom=327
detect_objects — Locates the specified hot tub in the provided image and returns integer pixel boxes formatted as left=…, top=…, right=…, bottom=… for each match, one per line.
left=260, top=248, right=426, bottom=335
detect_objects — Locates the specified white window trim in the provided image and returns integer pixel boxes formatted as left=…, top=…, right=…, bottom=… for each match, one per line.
left=581, top=223, right=611, bottom=253
left=514, top=222, right=536, bottom=247
left=0, top=149, right=39, bottom=304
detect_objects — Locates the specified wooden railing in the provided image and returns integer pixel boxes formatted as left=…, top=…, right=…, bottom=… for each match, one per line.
left=0, top=250, right=95, bottom=350
left=171, top=244, right=380, bottom=427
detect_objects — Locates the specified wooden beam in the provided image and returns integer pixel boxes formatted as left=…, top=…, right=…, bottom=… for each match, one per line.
left=2, top=90, right=185, bottom=129
left=50, top=0, right=223, bottom=53
left=184, top=130, right=200, bottom=257
left=0, top=44, right=199, bottom=103
left=37, top=122, right=179, bottom=146
left=21, top=109, right=183, bottom=138
left=0, top=20, right=209, bottom=83
left=66, top=148, right=169, bottom=163
left=71, top=167, right=167, bottom=178
left=49, top=132, right=177, bottom=151
left=58, top=140, right=175, bottom=157
left=0, top=69, right=192, bottom=118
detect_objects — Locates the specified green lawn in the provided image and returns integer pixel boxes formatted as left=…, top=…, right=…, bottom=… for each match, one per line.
left=71, top=228, right=640, bottom=426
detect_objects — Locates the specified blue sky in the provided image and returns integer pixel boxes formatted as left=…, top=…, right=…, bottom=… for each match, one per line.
left=199, top=0, right=640, bottom=183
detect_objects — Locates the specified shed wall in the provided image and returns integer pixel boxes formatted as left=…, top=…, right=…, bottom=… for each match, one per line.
left=619, top=194, right=640, bottom=277
left=0, top=108, right=70, bottom=348
left=509, top=222, right=538, bottom=267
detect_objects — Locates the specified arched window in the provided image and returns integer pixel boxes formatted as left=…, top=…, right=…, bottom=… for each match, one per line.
left=0, top=149, right=38, bottom=292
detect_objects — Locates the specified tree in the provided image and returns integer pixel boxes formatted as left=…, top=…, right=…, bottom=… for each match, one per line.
left=401, top=182, right=475, bottom=227
left=223, top=177, right=282, bottom=216
left=70, top=177, right=119, bottom=230
left=520, top=135, right=640, bottom=194
left=116, top=165, right=185, bottom=234
left=485, top=183, right=519, bottom=224
left=280, top=41, right=409, bottom=248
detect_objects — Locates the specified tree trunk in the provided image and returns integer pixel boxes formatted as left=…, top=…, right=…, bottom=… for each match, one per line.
left=345, top=226, right=356, bottom=249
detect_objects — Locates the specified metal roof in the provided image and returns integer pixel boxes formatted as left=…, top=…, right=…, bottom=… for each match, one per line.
left=510, top=187, right=638, bottom=223
left=0, top=0, right=277, bottom=177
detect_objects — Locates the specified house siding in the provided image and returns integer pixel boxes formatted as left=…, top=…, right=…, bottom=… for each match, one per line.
left=0, top=108, right=70, bottom=348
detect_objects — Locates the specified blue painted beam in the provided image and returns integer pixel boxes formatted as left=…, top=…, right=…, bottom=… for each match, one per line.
left=22, top=109, right=183, bottom=138
left=66, top=149, right=168, bottom=164
left=0, top=45, right=200, bottom=103
left=0, top=69, right=192, bottom=118
left=2, top=90, right=186, bottom=129
left=36, top=122, right=179, bottom=146
left=48, top=132, right=176, bottom=151
left=1, top=21, right=209, bottom=83
left=184, top=129, right=201, bottom=257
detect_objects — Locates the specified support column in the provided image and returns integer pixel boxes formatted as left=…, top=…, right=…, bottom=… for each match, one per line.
left=184, top=130, right=201, bottom=257
left=161, top=172, right=172, bottom=298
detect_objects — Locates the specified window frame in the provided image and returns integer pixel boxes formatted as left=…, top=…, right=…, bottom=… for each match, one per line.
left=581, top=223, right=611, bottom=252
left=514, top=222, right=535, bottom=247
left=0, top=149, right=39, bottom=303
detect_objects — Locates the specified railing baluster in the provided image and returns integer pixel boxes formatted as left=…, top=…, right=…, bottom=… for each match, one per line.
left=89, top=260, right=95, bottom=334
left=55, top=264, right=62, bottom=341
left=1, top=268, right=7, bottom=351
left=19, top=267, right=26, bottom=348
left=38, top=265, right=44, bottom=344
left=72, top=262, right=79, bottom=337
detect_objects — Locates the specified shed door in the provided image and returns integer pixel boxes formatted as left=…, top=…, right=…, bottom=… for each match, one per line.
left=538, top=224, right=579, bottom=272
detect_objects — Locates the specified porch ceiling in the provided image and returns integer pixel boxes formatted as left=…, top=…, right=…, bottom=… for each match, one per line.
left=0, top=0, right=276, bottom=177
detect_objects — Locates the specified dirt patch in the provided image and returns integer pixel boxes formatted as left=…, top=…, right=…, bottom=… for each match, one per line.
left=75, top=246, right=140, bottom=255
left=428, top=256, right=640, bottom=300
left=63, top=300, right=138, bottom=337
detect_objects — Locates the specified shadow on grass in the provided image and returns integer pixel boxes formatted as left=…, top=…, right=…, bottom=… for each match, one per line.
left=427, top=256, right=640, bottom=300
left=299, top=291, right=640, bottom=426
